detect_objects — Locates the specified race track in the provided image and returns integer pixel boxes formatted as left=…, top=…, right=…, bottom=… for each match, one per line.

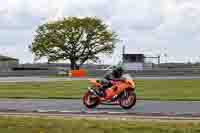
left=0, top=77, right=200, bottom=119
left=0, top=99, right=199, bottom=117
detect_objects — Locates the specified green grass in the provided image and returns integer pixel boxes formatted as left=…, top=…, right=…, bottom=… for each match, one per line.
left=0, top=79, right=200, bottom=100
left=137, top=79, right=200, bottom=101
left=0, top=116, right=199, bottom=133
left=0, top=81, right=89, bottom=99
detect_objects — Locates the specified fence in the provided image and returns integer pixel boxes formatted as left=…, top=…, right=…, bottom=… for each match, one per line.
left=0, top=63, right=200, bottom=77
left=0, top=70, right=59, bottom=77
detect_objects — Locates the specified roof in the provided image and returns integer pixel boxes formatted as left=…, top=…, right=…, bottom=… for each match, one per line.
left=0, top=55, right=19, bottom=61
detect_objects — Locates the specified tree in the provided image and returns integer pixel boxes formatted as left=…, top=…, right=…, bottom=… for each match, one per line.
left=30, top=17, right=119, bottom=70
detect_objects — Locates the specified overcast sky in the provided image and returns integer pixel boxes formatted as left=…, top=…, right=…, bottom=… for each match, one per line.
left=0, top=0, right=200, bottom=64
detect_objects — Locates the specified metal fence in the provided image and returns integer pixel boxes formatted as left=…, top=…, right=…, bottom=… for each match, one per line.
left=0, top=62, right=200, bottom=77
left=0, top=70, right=59, bottom=77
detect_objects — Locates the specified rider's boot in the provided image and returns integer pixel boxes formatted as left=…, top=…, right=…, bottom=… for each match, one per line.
left=95, top=87, right=105, bottom=97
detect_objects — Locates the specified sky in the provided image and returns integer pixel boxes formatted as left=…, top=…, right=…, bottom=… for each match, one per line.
left=0, top=0, right=200, bottom=64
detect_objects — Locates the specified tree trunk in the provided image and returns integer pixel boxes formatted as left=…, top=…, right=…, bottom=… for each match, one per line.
left=70, top=60, right=80, bottom=70
left=75, top=65, right=80, bottom=70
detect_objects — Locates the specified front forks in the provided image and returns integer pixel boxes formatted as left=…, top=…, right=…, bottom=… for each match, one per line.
left=88, top=87, right=99, bottom=97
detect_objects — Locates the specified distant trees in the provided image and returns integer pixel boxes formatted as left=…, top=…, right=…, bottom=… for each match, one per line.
left=30, top=17, right=119, bottom=70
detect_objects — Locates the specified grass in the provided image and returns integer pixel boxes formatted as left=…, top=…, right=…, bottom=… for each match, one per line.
left=0, top=80, right=89, bottom=99
left=0, top=79, right=200, bottom=100
left=0, top=116, right=200, bottom=133
left=137, top=79, right=200, bottom=101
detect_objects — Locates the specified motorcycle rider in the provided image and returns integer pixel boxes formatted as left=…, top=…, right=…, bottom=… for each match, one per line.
left=96, top=65, right=124, bottom=97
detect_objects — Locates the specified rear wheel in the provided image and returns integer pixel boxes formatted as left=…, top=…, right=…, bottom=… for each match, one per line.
left=119, top=91, right=136, bottom=109
left=83, top=91, right=100, bottom=108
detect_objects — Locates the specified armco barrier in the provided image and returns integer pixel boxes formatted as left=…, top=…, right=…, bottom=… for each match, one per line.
left=87, top=69, right=200, bottom=77
left=0, top=70, right=59, bottom=77
left=0, top=68, right=200, bottom=77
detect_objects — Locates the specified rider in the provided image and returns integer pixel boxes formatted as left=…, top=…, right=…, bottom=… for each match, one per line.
left=96, top=65, right=124, bottom=97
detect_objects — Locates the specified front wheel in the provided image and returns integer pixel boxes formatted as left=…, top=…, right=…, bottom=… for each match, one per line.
left=119, top=91, right=136, bottom=109
left=83, top=91, right=100, bottom=108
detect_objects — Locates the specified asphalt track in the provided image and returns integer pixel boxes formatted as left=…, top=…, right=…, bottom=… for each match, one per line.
left=0, top=76, right=200, bottom=119
left=0, top=76, right=200, bottom=82
left=0, top=99, right=200, bottom=118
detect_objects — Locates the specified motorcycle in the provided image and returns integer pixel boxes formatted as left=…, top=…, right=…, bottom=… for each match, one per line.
left=83, top=74, right=136, bottom=109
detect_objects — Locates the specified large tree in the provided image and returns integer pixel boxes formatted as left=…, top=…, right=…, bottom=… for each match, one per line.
left=30, top=17, right=118, bottom=70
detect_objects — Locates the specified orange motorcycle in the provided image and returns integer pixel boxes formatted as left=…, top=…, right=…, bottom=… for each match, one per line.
left=83, top=74, right=136, bottom=109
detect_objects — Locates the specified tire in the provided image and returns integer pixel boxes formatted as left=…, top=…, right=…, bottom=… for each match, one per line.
left=119, top=91, right=136, bottom=109
left=83, top=91, right=100, bottom=108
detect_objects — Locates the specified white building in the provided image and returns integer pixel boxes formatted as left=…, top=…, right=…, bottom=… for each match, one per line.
left=0, top=55, right=19, bottom=72
left=123, top=54, right=145, bottom=71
